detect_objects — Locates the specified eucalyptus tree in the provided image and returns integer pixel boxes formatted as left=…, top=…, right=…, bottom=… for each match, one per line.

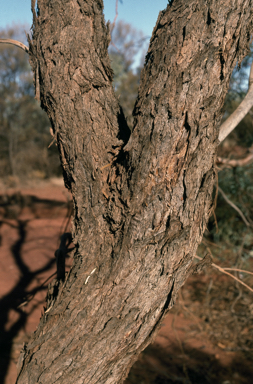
left=1, top=1, right=252, bottom=383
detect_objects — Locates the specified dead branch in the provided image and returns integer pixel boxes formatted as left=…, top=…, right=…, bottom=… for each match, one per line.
left=194, top=255, right=253, bottom=293
left=217, top=153, right=253, bottom=167
left=0, top=38, right=29, bottom=53
left=110, top=0, right=119, bottom=34
left=219, top=61, right=253, bottom=143
left=218, top=186, right=251, bottom=227
left=223, top=267, right=253, bottom=276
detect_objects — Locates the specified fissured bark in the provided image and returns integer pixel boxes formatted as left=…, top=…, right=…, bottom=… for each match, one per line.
left=16, top=1, right=253, bottom=383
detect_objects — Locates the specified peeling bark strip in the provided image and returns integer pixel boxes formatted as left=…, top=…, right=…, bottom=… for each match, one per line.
left=17, top=1, right=253, bottom=383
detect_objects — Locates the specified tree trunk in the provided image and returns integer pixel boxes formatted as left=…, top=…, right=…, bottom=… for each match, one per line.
left=16, top=1, right=253, bottom=383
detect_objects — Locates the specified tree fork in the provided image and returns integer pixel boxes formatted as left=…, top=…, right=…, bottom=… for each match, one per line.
left=16, top=1, right=253, bottom=383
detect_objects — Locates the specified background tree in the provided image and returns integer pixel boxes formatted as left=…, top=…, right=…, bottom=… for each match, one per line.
left=109, top=20, right=147, bottom=129
left=0, top=24, right=60, bottom=182
left=3, top=1, right=251, bottom=383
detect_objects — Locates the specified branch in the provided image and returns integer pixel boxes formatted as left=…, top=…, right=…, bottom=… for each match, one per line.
left=223, top=267, right=253, bottom=276
left=194, top=255, right=253, bottom=293
left=219, top=61, right=253, bottom=143
left=110, top=0, right=119, bottom=34
left=0, top=38, right=29, bottom=53
left=218, top=186, right=251, bottom=227
left=217, top=153, right=253, bottom=167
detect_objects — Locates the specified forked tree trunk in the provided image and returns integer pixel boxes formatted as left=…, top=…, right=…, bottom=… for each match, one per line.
left=16, top=1, right=253, bottom=383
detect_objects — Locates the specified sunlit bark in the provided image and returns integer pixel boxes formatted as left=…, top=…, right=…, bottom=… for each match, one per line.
left=15, top=1, right=253, bottom=383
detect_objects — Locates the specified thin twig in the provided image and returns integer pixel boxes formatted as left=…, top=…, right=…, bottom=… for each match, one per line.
left=194, top=255, right=253, bottom=293
left=223, top=267, right=253, bottom=276
left=212, top=170, right=219, bottom=233
left=178, top=291, right=203, bottom=332
left=17, top=272, right=57, bottom=308
left=110, top=0, right=119, bottom=34
left=218, top=186, right=251, bottom=227
left=217, top=153, right=253, bottom=168
left=205, top=278, right=213, bottom=308
left=110, top=41, right=121, bottom=54
left=0, top=38, right=29, bottom=53
left=202, top=238, right=223, bottom=248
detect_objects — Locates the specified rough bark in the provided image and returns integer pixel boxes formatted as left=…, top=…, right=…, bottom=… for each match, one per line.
left=16, top=0, right=253, bottom=383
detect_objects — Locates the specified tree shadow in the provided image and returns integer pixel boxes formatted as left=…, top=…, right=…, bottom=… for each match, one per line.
left=0, top=192, right=72, bottom=384
left=125, top=340, right=253, bottom=384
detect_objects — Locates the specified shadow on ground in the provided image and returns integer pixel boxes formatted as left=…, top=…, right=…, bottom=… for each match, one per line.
left=125, top=341, right=253, bottom=384
left=0, top=191, right=72, bottom=384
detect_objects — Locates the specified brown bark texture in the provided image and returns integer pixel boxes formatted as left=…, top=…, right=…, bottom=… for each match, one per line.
left=16, top=0, right=253, bottom=383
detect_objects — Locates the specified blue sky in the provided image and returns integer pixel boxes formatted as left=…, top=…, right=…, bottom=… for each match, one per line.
left=1, top=0, right=168, bottom=39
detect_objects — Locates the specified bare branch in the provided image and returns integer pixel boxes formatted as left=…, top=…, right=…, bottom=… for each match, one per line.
left=0, top=38, right=29, bottom=53
left=217, top=152, right=253, bottom=167
left=219, top=61, right=253, bottom=143
left=218, top=186, right=251, bottom=227
left=110, top=0, right=119, bottom=34
left=223, top=267, right=253, bottom=276
left=194, top=255, right=253, bottom=293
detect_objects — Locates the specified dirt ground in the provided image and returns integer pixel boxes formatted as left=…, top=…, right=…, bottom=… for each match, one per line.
left=0, top=179, right=252, bottom=384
